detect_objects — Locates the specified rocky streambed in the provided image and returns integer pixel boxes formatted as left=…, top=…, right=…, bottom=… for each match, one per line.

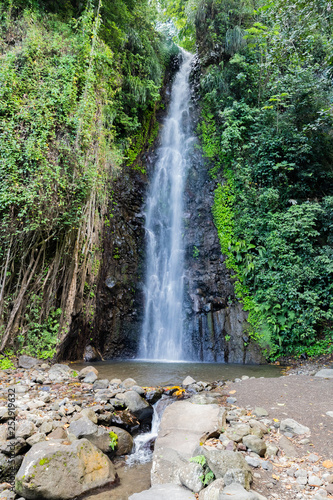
left=0, top=356, right=332, bottom=500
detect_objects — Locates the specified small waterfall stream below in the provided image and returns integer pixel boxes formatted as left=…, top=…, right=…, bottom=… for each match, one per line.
left=139, top=50, right=195, bottom=361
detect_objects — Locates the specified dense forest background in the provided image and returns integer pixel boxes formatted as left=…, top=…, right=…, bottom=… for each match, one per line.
left=0, top=0, right=332, bottom=364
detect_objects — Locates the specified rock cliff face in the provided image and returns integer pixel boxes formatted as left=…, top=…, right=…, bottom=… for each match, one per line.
left=182, top=95, right=263, bottom=363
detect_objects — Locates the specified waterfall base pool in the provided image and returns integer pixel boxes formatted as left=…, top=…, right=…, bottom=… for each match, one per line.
left=70, top=360, right=282, bottom=386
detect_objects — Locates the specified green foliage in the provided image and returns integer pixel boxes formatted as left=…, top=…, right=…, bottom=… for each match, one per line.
left=0, top=356, right=15, bottom=370
left=198, top=0, right=333, bottom=358
left=190, top=455, right=215, bottom=485
left=109, top=431, right=118, bottom=450
left=193, top=245, right=200, bottom=258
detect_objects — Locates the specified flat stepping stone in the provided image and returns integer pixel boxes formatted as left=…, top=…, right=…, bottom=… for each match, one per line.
left=315, top=369, right=333, bottom=378
left=129, top=484, right=195, bottom=499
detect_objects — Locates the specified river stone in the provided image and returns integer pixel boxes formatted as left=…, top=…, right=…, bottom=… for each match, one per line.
left=280, top=418, right=310, bottom=435
left=18, top=355, right=39, bottom=369
left=0, top=489, right=15, bottom=499
left=249, top=420, right=268, bottom=438
left=15, top=420, right=36, bottom=439
left=179, top=462, right=204, bottom=493
left=1, top=438, right=27, bottom=456
left=48, top=364, right=73, bottom=382
left=121, top=378, right=138, bottom=389
left=253, top=407, right=268, bottom=417
left=201, top=448, right=252, bottom=489
left=190, top=394, right=218, bottom=405
left=83, top=371, right=98, bottom=384
left=15, top=438, right=116, bottom=499
left=109, top=426, right=133, bottom=455
left=315, top=369, right=333, bottom=378
left=68, top=418, right=111, bottom=453
left=226, top=424, right=251, bottom=443
left=152, top=400, right=224, bottom=486
left=26, top=432, right=47, bottom=447
left=93, top=379, right=109, bottom=390
left=183, top=376, right=196, bottom=386
left=0, top=424, right=7, bottom=442
left=80, top=408, right=98, bottom=423
left=78, top=366, right=98, bottom=379
left=219, top=483, right=267, bottom=500
left=242, top=435, right=266, bottom=457
left=129, top=483, right=195, bottom=499
left=117, top=391, right=152, bottom=421
left=198, top=478, right=225, bottom=500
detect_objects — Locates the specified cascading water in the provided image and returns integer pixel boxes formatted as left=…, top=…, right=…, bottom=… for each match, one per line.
left=126, top=396, right=173, bottom=466
left=139, top=50, right=195, bottom=361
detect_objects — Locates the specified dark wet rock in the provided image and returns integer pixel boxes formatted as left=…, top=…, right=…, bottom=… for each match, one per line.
left=117, top=391, right=153, bottom=422
left=145, top=388, right=164, bottom=405
left=84, top=345, right=100, bottom=362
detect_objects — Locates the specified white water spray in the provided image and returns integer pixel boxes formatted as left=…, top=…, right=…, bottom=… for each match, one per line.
left=139, top=50, right=195, bottom=361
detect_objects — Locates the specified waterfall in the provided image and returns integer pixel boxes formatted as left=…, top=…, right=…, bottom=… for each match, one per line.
left=139, top=50, right=195, bottom=361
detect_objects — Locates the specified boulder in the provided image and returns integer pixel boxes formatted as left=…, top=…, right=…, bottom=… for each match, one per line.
left=242, top=435, right=266, bottom=457
left=83, top=372, right=98, bottom=384
left=129, top=483, right=195, bottom=499
left=15, top=438, right=116, bottom=499
left=117, top=391, right=153, bottom=421
left=15, top=421, right=36, bottom=439
left=315, top=369, right=333, bottom=378
left=48, top=364, right=74, bottom=382
left=183, top=376, right=196, bottom=386
left=68, top=418, right=111, bottom=453
left=80, top=408, right=98, bottom=424
left=121, top=378, right=138, bottom=389
left=0, top=453, right=23, bottom=483
left=280, top=418, right=310, bottom=436
left=253, top=407, right=268, bottom=417
left=179, top=462, right=204, bottom=493
left=219, top=483, right=266, bottom=500
left=249, top=420, right=268, bottom=438
left=226, top=424, right=251, bottom=443
left=78, top=366, right=98, bottom=379
left=201, top=448, right=252, bottom=489
left=199, top=478, right=225, bottom=500
left=152, top=400, right=224, bottom=486
left=108, top=426, right=133, bottom=456
left=18, top=355, right=39, bottom=369
left=93, top=379, right=109, bottom=390
left=26, top=433, right=47, bottom=447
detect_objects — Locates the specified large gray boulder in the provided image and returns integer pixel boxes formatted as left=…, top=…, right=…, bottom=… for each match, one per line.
left=48, top=364, right=74, bottom=382
left=18, top=355, right=39, bottom=369
left=15, top=438, right=116, bottom=499
left=201, top=448, right=252, bottom=490
left=129, top=483, right=195, bottom=499
left=78, top=366, right=98, bottom=379
left=151, top=400, right=224, bottom=486
left=315, top=369, right=333, bottom=378
left=218, top=483, right=267, bottom=500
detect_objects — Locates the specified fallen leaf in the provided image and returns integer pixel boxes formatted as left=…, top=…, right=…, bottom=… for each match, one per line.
left=285, top=485, right=291, bottom=489
left=272, top=474, right=280, bottom=480
left=273, top=418, right=279, bottom=422
left=229, top=390, right=236, bottom=394
left=323, top=460, right=333, bottom=469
